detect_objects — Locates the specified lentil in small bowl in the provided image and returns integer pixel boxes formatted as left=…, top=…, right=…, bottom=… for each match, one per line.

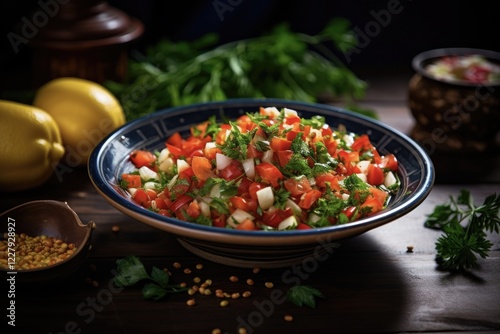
left=0, top=200, right=94, bottom=283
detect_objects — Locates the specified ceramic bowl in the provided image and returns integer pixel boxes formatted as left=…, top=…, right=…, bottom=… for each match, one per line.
left=408, top=47, right=500, bottom=154
left=89, top=99, right=434, bottom=268
left=0, top=200, right=94, bottom=283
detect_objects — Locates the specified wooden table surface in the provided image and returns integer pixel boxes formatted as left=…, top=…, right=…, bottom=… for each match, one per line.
left=1, top=68, right=499, bottom=334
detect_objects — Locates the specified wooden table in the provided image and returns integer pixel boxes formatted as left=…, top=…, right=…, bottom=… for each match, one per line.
left=2, top=68, right=499, bottom=334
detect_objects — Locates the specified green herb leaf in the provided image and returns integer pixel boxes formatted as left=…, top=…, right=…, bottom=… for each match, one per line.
left=113, top=255, right=150, bottom=287
left=113, top=256, right=188, bottom=300
left=142, top=282, right=168, bottom=301
left=286, top=285, right=325, bottom=308
left=424, top=190, right=500, bottom=271
left=150, top=266, right=170, bottom=288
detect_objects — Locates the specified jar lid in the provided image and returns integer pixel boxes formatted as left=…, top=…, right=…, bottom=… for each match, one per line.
left=31, top=0, right=143, bottom=50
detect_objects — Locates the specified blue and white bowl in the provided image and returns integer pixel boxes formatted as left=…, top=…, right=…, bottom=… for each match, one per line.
left=88, top=99, right=434, bottom=268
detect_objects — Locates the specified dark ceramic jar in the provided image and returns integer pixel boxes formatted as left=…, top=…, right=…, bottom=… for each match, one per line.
left=408, top=48, right=500, bottom=155
left=30, top=0, right=143, bottom=87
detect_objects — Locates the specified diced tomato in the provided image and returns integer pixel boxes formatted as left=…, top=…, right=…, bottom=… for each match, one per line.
left=189, top=149, right=204, bottom=159
left=183, top=137, right=210, bottom=157
left=153, top=197, right=169, bottom=210
left=337, top=150, right=360, bottom=175
left=276, top=150, right=293, bottom=168
left=186, top=200, right=201, bottom=219
left=212, top=215, right=227, bottom=228
left=296, top=223, right=312, bottom=230
left=145, top=188, right=158, bottom=199
left=298, top=189, right=322, bottom=210
left=284, top=177, right=312, bottom=197
left=205, top=146, right=220, bottom=160
left=230, top=196, right=258, bottom=213
left=170, top=194, right=193, bottom=213
left=166, top=144, right=184, bottom=159
left=249, top=182, right=266, bottom=201
left=247, top=144, right=263, bottom=159
left=220, top=161, right=244, bottom=181
left=270, top=137, right=292, bottom=151
left=237, top=177, right=252, bottom=196
left=255, top=162, right=283, bottom=187
left=321, top=124, right=333, bottom=137
left=286, top=130, right=303, bottom=141
left=130, top=150, right=156, bottom=168
left=369, top=187, right=388, bottom=207
left=315, top=173, right=341, bottom=191
left=121, top=173, right=142, bottom=188
left=191, top=121, right=209, bottom=138
left=166, top=132, right=183, bottom=147
left=132, top=188, right=150, bottom=207
left=284, top=114, right=301, bottom=125
left=351, top=134, right=373, bottom=151
left=360, top=197, right=384, bottom=215
left=324, top=137, right=338, bottom=156
left=366, top=164, right=384, bottom=186
left=342, top=206, right=358, bottom=220
left=192, top=156, right=213, bottom=181
left=379, top=153, right=398, bottom=172
left=262, top=208, right=293, bottom=228
left=236, top=218, right=257, bottom=230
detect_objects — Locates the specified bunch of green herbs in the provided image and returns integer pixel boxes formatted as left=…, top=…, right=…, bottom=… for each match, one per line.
left=105, top=18, right=370, bottom=120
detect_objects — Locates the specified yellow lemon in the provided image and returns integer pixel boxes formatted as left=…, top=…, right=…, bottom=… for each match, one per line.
left=33, top=77, right=126, bottom=166
left=0, top=100, right=65, bottom=192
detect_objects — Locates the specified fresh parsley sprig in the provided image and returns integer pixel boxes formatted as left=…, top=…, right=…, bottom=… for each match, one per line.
left=113, top=256, right=187, bottom=300
left=424, top=190, right=500, bottom=271
left=286, top=285, right=325, bottom=308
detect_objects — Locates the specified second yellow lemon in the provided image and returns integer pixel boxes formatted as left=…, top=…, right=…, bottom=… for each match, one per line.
left=33, top=77, right=126, bottom=166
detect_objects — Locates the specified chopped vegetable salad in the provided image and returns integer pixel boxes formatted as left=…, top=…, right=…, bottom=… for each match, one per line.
left=120, top=107, right=400, bottom=231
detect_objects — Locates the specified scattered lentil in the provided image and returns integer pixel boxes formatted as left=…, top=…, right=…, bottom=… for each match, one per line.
left=231, top=292, right=240, bottom=299
left=91, top=280, right=99, bottom=288
left=212, top=329, right=222, bottom=334
left=220, top=300, right=229, bottom=307
left=246, top=278, right=254, bottom=286
left=242, top=291, right=252, bottom=298
left=183, top=268, right=192, bottom=274
left=238, top=327, right=248, bottom=334
left=111, top=225, right=120, bottom=232
left=173, top=262, right=181, bottom=269
left=0, top=233, right=77, bottom=270
left=186, top=298, right=196, bottom=306
left=252, top=267, right=261, bottom=274
left=229, top=275, right=238, bottom=282
left=196, top=263, right=203, bottom=270
left=284, top=314, right=294, bottom=322
left=265, top=282, right=274, bottom=288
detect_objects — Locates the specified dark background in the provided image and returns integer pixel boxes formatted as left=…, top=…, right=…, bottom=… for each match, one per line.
left=1, top=0, right=499, bottom=90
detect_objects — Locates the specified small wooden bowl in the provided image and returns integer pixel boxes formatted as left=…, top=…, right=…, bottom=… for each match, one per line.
left=0, top=200, right=94, bottom=283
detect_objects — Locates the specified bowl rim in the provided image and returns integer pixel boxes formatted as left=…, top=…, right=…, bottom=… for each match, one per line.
left=89, top=98, right=435, bottom=245
left=412, top=47, right=500, bottom=87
